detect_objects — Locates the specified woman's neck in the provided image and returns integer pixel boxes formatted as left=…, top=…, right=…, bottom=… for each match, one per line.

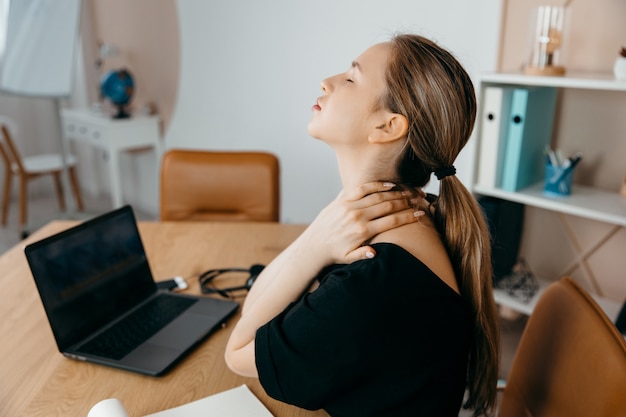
left=334, top=144, right=400, bottom=190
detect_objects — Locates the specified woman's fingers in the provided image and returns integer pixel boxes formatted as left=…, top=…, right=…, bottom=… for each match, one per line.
left=347, top=186, right=425, bottom=223
left=309, top=183, right=427, bottom=265
left=346, top=181, right=396, bottom=199
left=360, top=195, right=422, bottom=221
left=344, top=181, right=426, bottom=201
left=343, top=245, right=377, bottom=264
left=342, top=181, right=399, bottom=201
left=366, top=207, right=425, bottom=236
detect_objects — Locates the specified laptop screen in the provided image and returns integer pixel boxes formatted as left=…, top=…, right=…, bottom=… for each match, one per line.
left=25, top=206, right=157, bottom=350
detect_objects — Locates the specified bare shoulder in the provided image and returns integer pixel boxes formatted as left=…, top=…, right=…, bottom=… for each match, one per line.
left=371, top=216, right=459, bottom=294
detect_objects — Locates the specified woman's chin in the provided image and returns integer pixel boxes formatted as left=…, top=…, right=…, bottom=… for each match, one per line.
left=306, top=124, right=322, bottom=140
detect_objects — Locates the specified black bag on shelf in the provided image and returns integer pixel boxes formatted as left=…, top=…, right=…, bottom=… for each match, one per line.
left=478, top=196, right=525, bottom=285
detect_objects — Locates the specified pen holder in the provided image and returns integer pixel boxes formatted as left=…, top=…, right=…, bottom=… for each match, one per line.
left=544, top=163, right=575, bottom=197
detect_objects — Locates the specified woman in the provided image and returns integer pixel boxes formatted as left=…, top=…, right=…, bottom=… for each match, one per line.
left=225, top=34, right=499, bottom=417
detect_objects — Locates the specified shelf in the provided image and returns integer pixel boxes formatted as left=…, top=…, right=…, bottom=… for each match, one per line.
left=477, top=72, right=625, bottom=325
left=494, top=278, right=622, bottom=322
left=473, top=182, right=626, bottom=227
left=479, top=71, right=626, bottom=92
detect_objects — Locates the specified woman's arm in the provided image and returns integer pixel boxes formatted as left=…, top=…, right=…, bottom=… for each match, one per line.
left=224, top=181, right=424, bottom=377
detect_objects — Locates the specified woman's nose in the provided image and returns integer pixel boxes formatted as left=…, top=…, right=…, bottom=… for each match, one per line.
left=321, top=77, right=332, bottom=93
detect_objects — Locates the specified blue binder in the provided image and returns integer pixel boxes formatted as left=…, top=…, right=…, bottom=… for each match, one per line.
left=500, top=87, right=557, bottom=192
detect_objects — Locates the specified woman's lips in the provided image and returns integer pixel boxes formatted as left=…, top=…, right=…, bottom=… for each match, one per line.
left=312, top=100, right=321, bottom=111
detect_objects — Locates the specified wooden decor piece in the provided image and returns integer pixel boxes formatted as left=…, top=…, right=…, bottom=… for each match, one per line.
left=524, top=5, right=570, bottom=77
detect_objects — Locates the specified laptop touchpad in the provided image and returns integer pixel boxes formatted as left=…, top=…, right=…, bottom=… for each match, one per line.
left=148, top=313, right=216, bottom=349
left=122, top=343, right=180, bottom=371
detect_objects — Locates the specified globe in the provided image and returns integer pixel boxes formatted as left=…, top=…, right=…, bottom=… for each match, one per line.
left=100, top=69, right=135, bottom=119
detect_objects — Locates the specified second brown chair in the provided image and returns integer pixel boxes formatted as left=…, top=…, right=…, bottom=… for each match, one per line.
left=497, top=276, right=626, bottom=416
left=160, top=149, right=280, bottom=222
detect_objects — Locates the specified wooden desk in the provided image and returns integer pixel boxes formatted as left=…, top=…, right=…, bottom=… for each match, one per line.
left=0, top=220, right=327, bottom=417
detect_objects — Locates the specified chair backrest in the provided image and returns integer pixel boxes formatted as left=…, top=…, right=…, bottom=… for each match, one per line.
left=160, top=149, right=280, bottom=222
left=0, top=128, right=11, bottom=169
left=498, top=276, right=626, bottom=417
left=0, top=119, right=24, bottom=173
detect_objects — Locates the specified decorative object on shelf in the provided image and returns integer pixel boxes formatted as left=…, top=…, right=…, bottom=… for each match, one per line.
left=543, top=147, right=582, bottom=197
left=95, top=42, right=119, bottom=73
left=142, top=101, right=159, bottom=116
left=494, top=258, right=539, bottom=303
left=613, top=47, right=626, bottom=81
left=100, top=69, right=135, bottom=119
left=524, top=4, right=572, bottom=76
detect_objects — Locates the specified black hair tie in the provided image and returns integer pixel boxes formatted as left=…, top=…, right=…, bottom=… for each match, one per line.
left=434, top=165, right=456, bottom=180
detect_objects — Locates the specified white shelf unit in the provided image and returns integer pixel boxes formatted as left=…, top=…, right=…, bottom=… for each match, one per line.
left=473, top=72, right=626, bottom=320
left=479, top=71, right=626, bottom=92
left=473, top=182, right=626, bottom=228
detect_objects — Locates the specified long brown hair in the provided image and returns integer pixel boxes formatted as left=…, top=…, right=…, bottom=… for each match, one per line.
left=383, top=34, right=500, bottom=416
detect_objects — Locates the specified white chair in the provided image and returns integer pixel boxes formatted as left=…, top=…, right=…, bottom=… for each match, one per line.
left=0, top=116, right=84, bottom=230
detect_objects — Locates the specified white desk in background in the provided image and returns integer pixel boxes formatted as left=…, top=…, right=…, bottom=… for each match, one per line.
left=60, top=108, right=161, bottom=208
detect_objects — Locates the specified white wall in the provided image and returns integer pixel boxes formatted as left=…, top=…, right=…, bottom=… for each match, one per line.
left=167, top=0, right=503, bottom=223
left=0, top=1, right=503, bottom=223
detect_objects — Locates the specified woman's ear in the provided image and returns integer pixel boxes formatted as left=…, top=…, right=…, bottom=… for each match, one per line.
left=369, top=113, right=408, bottom=144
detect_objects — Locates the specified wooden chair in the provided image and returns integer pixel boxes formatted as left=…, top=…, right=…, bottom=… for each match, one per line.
left=159, top=149, right=280, bottom=222
left=497, top=276, right=626, bottom=417
left=0, top=118, right=84, bottom=229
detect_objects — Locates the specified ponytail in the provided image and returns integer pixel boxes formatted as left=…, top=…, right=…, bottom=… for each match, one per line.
left=386, top=33, right=500, bottom=416
left=432, top=176, right=500, bottom=416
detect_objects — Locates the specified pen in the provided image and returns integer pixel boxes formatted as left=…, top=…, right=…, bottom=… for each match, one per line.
left=545, top=146, right=558, bottom=166
left=555, top=149, right=565, bottom=166
left=568, top=152, right=583, bottom=169
left=553, top=153, right=582, bottom=189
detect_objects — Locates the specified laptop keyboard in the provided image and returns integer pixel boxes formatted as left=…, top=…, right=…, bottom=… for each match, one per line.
left=77, top=295, right=197, bottom=360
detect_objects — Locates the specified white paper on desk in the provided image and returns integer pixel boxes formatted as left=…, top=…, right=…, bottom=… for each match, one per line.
left=146, top=385, right=274, bottom=417
left=87, top=385, right=274, bottom=417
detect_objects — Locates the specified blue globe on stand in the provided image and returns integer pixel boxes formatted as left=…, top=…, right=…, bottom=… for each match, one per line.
left=100, top=69, right=135, bottom=119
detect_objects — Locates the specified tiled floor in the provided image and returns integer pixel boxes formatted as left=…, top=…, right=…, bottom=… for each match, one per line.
left=0, top=193, right=527, bottom=416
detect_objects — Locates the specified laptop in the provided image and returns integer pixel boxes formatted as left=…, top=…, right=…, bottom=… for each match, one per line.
left=24, top=205, right=239, bottom=376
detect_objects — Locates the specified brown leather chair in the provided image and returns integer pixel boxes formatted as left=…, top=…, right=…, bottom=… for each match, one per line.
left=160, top=149, right=280, bottom=222
left=1, top=119, right=84, bottom=229
left=498, top=276, right=626, bottom=417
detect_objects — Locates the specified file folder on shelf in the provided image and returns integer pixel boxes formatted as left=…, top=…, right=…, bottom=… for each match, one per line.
left=476, top=86, right=513, bottom=188
left=500, top=87, right=557, bottom=192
